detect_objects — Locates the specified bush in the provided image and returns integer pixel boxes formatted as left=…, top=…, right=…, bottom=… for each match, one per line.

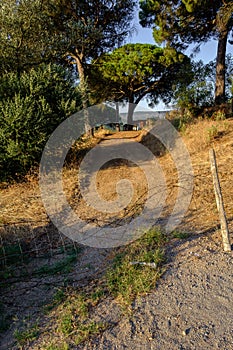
left=0, top=64, right=81, bottom=181
left=173, top=60, right=215, bottom=118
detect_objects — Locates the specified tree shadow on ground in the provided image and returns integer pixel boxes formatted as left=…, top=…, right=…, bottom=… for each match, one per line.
left=0, top=221, right=115, bottom=350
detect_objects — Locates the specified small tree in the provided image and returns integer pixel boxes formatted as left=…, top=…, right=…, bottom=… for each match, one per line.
left=173, top=54, right=233, bottom=117
left=173, top=60, right=215, bottom=114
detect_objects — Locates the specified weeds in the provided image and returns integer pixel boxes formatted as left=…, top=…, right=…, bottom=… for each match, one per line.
left=90, top=287, right=105, bottom=304
left=106, top=227, right=167, bottom=307
left=206, top=121, right=230, bottom=143
left=0, top=244, right=80, bottom=281
left=39, top=227, right=167, bottom=346
left=0, top=243, right=25, bottom=266
left=48, top=289, right=108, bottom=346
left=74, top=321, right=107, bottom=345
left=35, top=253, right=77, bottom=276
left=169, top=111, right=194, bottom=134
left=14, top=323, right=39, bottom=346
left=207, top=124, right=219, bottom=141
left=0, top=302, right=10, bottom=332
left=44, top=288, right=66, bottom=313
left=214, top=110, right=226, bottom=121
left=171, top=230, right=191, bottom=239
left=46, top=343, right=69, bottom=350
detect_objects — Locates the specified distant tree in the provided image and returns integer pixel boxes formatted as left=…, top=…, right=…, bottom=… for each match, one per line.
left=139, top=0, right=233, bottom=104
left=89, top=43, right=191, bottom=123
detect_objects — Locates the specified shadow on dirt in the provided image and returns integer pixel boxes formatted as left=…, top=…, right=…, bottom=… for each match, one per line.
left=0, top=221, right=115, bottom=349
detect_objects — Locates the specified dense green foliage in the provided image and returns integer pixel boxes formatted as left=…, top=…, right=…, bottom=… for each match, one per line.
left=174, top=54, right=233, bottom=114
left=0, top=64, right=81, bottom=181
left=174, top=60, right=215, bottom=112
left=0, top=0, right=54, bottom=75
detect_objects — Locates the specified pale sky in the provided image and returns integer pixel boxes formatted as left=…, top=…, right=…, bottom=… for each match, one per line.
left=129, top=19, right=233, bottom=64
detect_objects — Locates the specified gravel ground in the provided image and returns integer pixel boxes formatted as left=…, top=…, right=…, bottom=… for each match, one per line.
left=80, top=231, right=233, bottom=350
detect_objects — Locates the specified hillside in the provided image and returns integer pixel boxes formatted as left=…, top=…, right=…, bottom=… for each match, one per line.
left=0, top=118, right=233, bottom=349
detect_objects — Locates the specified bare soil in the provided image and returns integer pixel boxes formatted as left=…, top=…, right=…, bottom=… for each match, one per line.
left=77, top=233, right=233, bottom=350
left=0, top=119, right=233, bottom=349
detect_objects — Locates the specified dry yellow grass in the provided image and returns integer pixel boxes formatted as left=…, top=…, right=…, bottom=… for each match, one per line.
left=180, top=118, right=233, bottom=236
left=1, top=119, right=233, bottom=244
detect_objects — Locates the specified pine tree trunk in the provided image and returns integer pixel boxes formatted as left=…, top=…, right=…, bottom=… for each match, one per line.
left=115, top=101, right=120, bottom=122
left=215, top=29, right=228, bottom=105
left=75, top=57, right=93, bottom=136
left=127, top=99, right=136, bottom=124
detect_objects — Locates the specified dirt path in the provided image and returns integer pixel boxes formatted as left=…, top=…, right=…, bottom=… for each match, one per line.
left=76, top=124, right=233, bottom=350
left=58, top=126, right=233, bottom=349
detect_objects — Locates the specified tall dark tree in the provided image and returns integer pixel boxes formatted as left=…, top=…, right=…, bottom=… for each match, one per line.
left=1, top=0, right=137, bottom=132
left=139, top=0, right=233, bottom=104
left=89, top=43, right=191, bottom=123
left=44, top=0, right=137, bottom=131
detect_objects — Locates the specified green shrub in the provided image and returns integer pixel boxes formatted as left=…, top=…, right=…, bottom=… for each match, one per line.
left=207, top=124, right=219, bottom=141
left=173, top=60, right=215, bottom=118
left=0, top=64, right=81, bottom=181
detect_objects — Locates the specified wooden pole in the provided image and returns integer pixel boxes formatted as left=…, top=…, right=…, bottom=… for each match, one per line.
left=209, top=149, right=231, bottom=252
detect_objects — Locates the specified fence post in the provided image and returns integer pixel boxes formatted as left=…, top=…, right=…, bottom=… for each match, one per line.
left=209, top=149, right=231, bottom=252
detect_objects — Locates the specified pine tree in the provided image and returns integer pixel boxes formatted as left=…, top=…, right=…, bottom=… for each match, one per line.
left=89, top=43, right=191, bottom=123
left=139, top=0, right=233, bottom=104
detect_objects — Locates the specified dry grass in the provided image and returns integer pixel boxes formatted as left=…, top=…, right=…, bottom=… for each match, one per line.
left=0, top=130, right=107, bottom=226
left=1, top=118, right=233, bottom=241
left=63, top=158, right=148, bottom=227
left=0, top=174, right=46, bottom=226
left=179, top=118, right=233, bottom=235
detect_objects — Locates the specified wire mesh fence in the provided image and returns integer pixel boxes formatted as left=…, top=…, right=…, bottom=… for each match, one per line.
left=0, top=220, right=80, bottom=269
